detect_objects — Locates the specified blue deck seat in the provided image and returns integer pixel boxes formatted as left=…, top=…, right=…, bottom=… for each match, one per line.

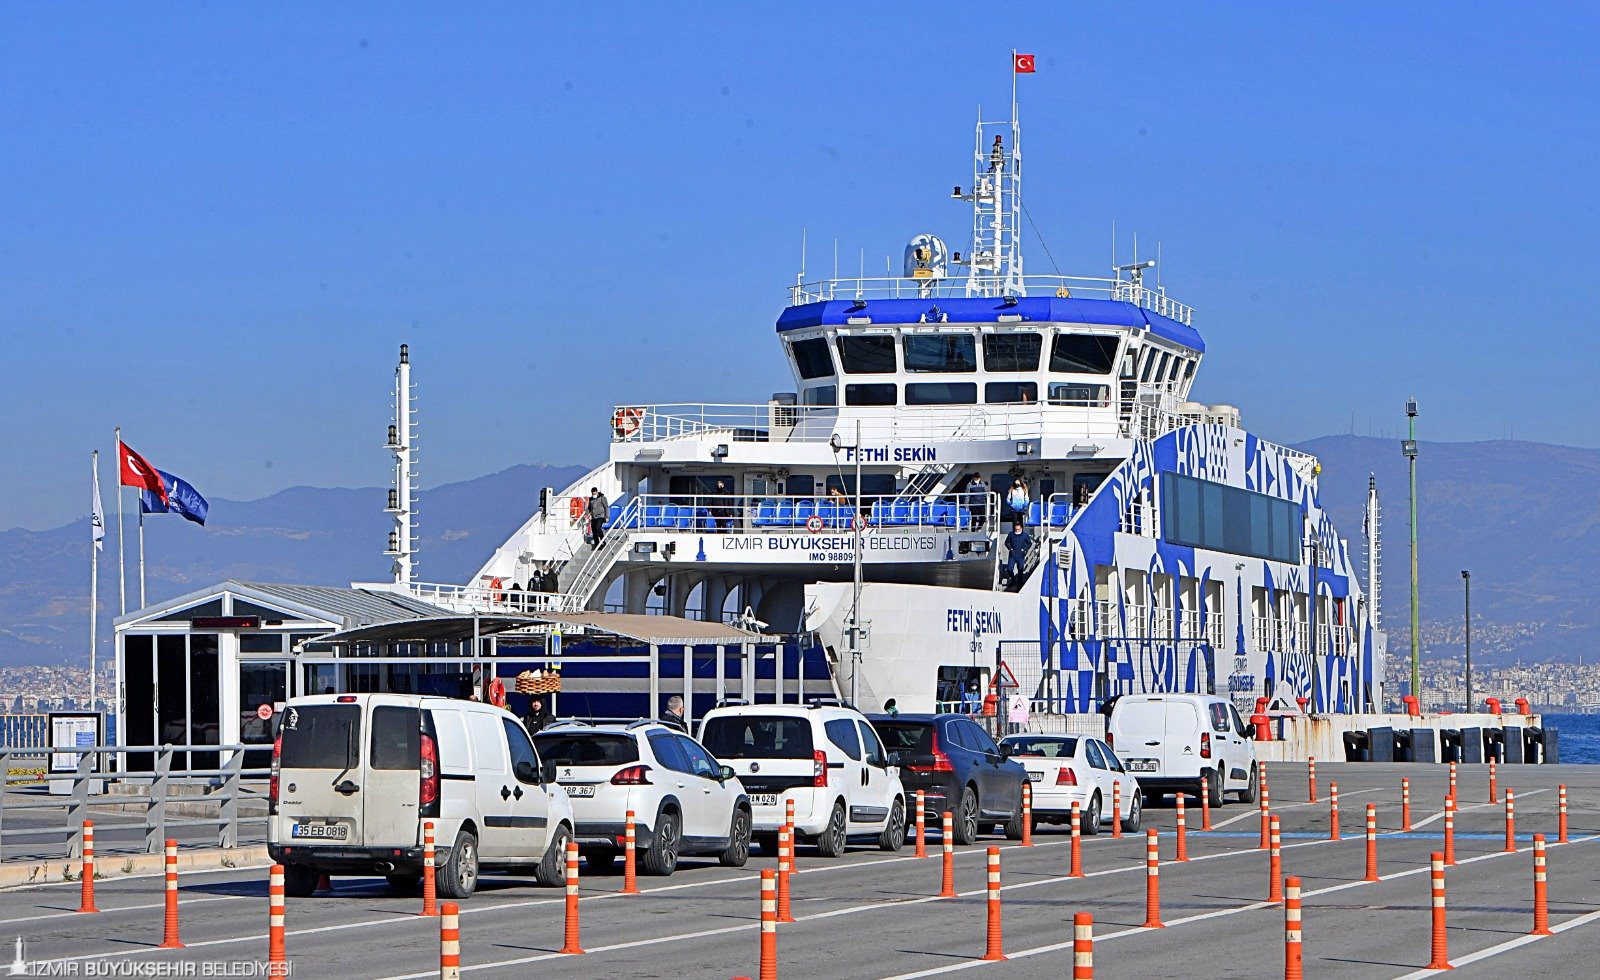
left=753, top=499, right=777, bottom=527
left=956, top=506, right=973, bottom=529
left=793, top=499, right=816, bottom=527
left=1025, top=500, right=1043, bottom=527
left=869, top=499, right=889, bottom=526
left=1050, top=501, right=1072, bottom=528
left=775, top=500, right=795, bottom=526
left=694, top=506, right=714, bottom=530
left=931, top=501, right=954, bottom=527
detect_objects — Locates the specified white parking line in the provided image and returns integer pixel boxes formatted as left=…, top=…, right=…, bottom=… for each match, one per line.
left=1206, top=787, right=1383, bottom=830
left=1393, top=906, right=1600, bottom=979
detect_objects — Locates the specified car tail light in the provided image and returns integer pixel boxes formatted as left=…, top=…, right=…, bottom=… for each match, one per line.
left=269, top=736, right=282, bottom=814
left=612, top=765, right=653, bottom=785
left=1104, top=731, right=1113, bottom=749
left=1056, top=767, right=1077, bottom=787
left=908, top=730, right=956, bottom=774
left=1200, top=732, right=1212, bottom=759
left=419, top=732, right=440, bottom=816
left=813, top=750, right=829, bottom=787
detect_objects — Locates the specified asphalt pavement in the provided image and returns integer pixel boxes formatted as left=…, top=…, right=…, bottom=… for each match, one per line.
left=2, top=761, right=1596, bottom=978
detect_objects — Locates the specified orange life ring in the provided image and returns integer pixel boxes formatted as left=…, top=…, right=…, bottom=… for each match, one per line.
left=612, top=406, right=643, bottom=437
left=569, top=496, right=586, bottom=522
left=487, top=676, right=507, bottom=708
left=982, top=693, right=999, bottom=717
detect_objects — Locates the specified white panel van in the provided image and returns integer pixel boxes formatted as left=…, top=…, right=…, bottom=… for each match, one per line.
left=1106, top=694, right=1258, bottom=807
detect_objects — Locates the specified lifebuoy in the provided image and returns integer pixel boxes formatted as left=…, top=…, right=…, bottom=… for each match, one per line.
left=569, top=496, right=586, bottom=522
left=612, top=406, right=643, bottom=437
left=486, top=676, right=508, bottom=708
left=489, top=576, right=505, bottom=602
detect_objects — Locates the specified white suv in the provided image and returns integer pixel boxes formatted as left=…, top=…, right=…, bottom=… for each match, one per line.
left=697, top=702, right=908, bottom=857
left=533, top=721, right=752, bottom=876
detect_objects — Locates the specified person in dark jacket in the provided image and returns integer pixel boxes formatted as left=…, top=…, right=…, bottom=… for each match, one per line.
left=1004, top=521, right=1033, bottom=587
left=662, top=695, right=687, bottom=732
left=587, top=488, right=610, bottom=544
left=522, top=698, right=555, bottom=735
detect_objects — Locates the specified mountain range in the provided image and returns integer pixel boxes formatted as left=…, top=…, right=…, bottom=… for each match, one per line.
left=2, top=436, right=1595, bottom=668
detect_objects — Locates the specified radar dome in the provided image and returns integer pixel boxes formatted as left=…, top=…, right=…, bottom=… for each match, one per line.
left=904, top=234, right=948, bottom=281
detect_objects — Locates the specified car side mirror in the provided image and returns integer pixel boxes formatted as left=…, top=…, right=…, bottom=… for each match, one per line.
left=997, top=744, right=1012, bottom=757
left=719, top=764, right=735, bottom=782
left=886, top=751, right=901, bottom=767
left=541, top=760, right=558, bottom=785
left=515, top=760, right=538, bottom=784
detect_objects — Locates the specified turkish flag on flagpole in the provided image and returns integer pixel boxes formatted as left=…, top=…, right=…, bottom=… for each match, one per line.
left=1014, top=53, right=1036, bottom=74
left=118, top=440, right=168, bottom=504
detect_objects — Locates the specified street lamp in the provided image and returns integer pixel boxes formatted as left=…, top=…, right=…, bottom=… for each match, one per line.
left=829, top=422, right=867, bottom=706
left=1402, top=398, right=1420, bottom=703
left=1461, top=570, right=1472, bottom=713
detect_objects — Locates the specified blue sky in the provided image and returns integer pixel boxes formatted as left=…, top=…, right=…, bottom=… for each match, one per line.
left=3, top=3, right=1597, bottom=531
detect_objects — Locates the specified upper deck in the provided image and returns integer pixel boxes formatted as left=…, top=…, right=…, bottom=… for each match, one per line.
left=786, top=274, right=1197, bottom=331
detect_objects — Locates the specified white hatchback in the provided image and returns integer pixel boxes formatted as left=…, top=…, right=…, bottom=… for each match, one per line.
left=533, top=721, right=752, bottom=876
left=999, top=733, right=1142, bottom=834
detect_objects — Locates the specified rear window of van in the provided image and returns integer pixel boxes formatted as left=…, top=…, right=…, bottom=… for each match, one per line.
left=701, top=716, right=814, bottom=760
left=279, top=704, right=360, bottom=770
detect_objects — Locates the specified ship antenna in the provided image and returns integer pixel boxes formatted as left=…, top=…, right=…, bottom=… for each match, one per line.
left=389, top=343, right=416, bottom=586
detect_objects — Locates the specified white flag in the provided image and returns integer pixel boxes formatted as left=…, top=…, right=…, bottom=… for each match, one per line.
left=91, top=459, right=106, bottom=552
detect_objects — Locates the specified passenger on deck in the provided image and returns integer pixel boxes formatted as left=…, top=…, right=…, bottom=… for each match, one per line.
left=1005, top=479, right=1030, bottom=525
left=965, top=474, right=988, bottom=529
left=714, top=480, right=738, bottom=532
left=1003, top=521, right=1033, bottom=588
left=587, top=487, right=610, bottom=544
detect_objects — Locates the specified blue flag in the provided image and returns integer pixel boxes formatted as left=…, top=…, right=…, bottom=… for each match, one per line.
left=139, top=469, right=209, bottom=526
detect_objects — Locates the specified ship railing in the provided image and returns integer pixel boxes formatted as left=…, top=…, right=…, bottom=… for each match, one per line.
left=787, top=274, right=1194, bottom=326
left=402, top=580, right=580, bottom=615
left=606, top=491, right=999, bottom=536
left=612, top=400, right=1124, bottom=445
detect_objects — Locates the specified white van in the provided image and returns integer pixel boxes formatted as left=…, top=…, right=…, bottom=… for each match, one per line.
left=1105, top=694, right=1257, bottom=807
left=268, top=693, right=574, bottom=898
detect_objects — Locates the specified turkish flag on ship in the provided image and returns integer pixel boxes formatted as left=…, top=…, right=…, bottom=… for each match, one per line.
left=1014, top=53, right=1036, bottom=73
left=118, top=440, right=168, bottom=504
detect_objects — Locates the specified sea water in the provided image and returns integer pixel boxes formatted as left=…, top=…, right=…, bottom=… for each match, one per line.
left=1544, top=714, right=1600, bottom=764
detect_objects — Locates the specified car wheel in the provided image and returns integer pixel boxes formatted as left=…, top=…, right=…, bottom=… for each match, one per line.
left=721, top=808, right=752, bottom=867
left=282, top=862, right=320, bottom=898
left=1081, top=792, right=1102, bottom=836
left=814, top=801, right=848, bottom=858
left=437, top=830, right=480, bottom=899
left=953, top=786, right=980, bottom=845
left=1209, top=764, right=1227, bottom=808
left=754, top=832, right=780, bottom=856
left=1002, top=797, right=1025, bottom=841
left=583, top=848, right=619, bottom=875
left=385, top=873, right=421, bottom=895
left=641, top=809, right=680, bottom=876
left=878, top=797, right=907, bottom=852
left=535, top=824, right=571, bottom=888
left=1239, top=763, right=1258, bottom=805
left=1122, top=789, right=1143, bottom=834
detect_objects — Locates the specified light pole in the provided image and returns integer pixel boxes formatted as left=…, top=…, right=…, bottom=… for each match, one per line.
left=1402, top=398, right=1420, bottom=703
left=829, top=421, right=866, bottom=706
left=1461, top=570, right=1472, bottom=712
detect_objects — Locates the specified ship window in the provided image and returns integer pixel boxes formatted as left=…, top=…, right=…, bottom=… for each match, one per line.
left=825, top=474, right=897, bottom=497
left=1166, top=355, right=1185, bottom=382
left=844, top=383, right=897, bottom=406
left=786, top=475, right=815, bottom=496
left=984, top=381, right=1037, bottom=404
left=791, top=338, right=835, bottom=380
left=1139, top=349, right=1159, bottom=382
left=905, top=382, right=977, bottom=405
left=981, top=332, right=1042, bottom=372
left=1161, top=473, right=1302, bottom=565
left=903, top=334, right=977, bottom=373
left=803, top=385, right=836, bottom=406
left=1049, top=334, right=1120, bottom=374
left=838, top=335, right=897, bottom=374
left=1047, top=383, right=1109, bottom=406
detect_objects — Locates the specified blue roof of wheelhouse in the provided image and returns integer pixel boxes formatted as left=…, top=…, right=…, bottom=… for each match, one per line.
left=776, top=296, right=1203, bottom=353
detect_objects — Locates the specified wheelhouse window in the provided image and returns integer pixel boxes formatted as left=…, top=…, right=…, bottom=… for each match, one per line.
left=981, top=332, right=1042, bottom=372
left=902, top=334, right=977, bottom=373
left=838, top=335, right=897, bottom=374
left=1049, top=334, right=1120, bottom=374
left=1161, top=472, right=1302, bottom=565
left=803, top=385, right=836, bottom=406
left=1047, top=382, right=1110, bottom=406
left=905, top=382, right=977, bottom=405
left=790, top=337, right=835, bottom=380
left=845, top=383, right=897, bottom=406
left=984, top=381, right=1038, bottom=404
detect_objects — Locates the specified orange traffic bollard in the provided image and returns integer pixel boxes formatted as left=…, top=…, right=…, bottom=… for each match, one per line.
left=621, top=809, right=640, bottom=894
left=1069, top=801, right=1084, bottom=878
left=1112, top=780, right=1124, bottom=839
left=1200, top=776, right=1213, bottom=831
left=1531, top=834, right=1552, bottom=936
left=268, top=864, right=287, bottom=973
left=559, top=840, right=584, bottom=954
left=1558, top=784, right=1569, bottom=844
left=1426, top=852, right=1451, bottom=970
left=439, top=901, right=461, bottom=980
left=1402, top=777, right=1412, bottom=832
left=981, top=846, right=1005, bottom=961
left=1364, top=804, right=1380, bottom=882
left=1072, top=912, right=1093, bottom=979
left=1260, top=770, right=1272, bottom=849
left=1142, top=829, right=1163, bottom=928
left=1021, top=782, right=1034, bottom=847
left=420, top=821, right=438, bottom=916
left=758, top=869, right=778, bottom=980
left=76, top=820, right=99, bottom=914
left=1329, top=781, right=1341, bottom=841
left=1505, top=788, right=1517, bottom=853
left=776, top=824, right=795, bottom=923
left=158, top=839, right=182, bottom=949
left=1307, top=756, right=1318, bottom=803
left=1284, top=875, right=1304, bottom=980
left=1175, top=793, right=1189, bottom=862
left=915, top=789, right=927, bottom=857
left=1448, top=761, right=1457, bottom=802
left=939, top=811, right=956, bottom=898
left=786, top=798, right=796, bottom=833
left=1268, top=814, right=1283, bottom=903
left=1444, top=796, right=1457, bottom=866
left=1489, top=759, right=1498, bottom=804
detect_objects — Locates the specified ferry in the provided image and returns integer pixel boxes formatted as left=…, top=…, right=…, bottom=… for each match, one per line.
left=393, top=98, right=1387, bottom=720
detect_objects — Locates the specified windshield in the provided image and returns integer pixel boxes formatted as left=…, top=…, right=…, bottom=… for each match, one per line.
left=1002, top=735, right=1079, bottom=758
left=874, top=722, right=935, bottom=754
left=532, top=733, right=640, bottom=766
left=701, top=716, right=814, bottom=760
left=279, top=704, right=361, bottom=770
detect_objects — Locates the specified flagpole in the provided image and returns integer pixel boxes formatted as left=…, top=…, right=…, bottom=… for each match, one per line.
left=137, top=508, right=146, bottom=609
left=115, top=427, right=126, bottom=616
left=90, top=449, right=100, bottom=710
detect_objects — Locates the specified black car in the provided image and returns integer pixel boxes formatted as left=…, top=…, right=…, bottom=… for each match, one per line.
left=868, top=713, right=1028, bottom=844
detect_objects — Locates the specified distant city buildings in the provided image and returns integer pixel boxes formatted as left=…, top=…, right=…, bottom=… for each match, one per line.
left=0, top=663, right=114, bottom=715
left=1381, top=618, right=1599, bottom=713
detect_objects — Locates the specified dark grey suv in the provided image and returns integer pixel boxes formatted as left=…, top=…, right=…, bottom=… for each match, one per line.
left=867, top=713, right=1028, bottom=844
